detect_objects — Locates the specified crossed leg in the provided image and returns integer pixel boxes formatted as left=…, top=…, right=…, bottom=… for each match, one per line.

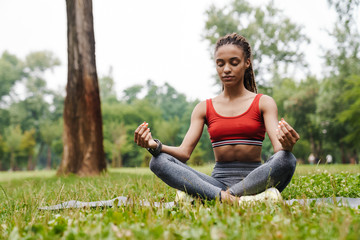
left=150, top=153, right=226, bottom=199
left=150, top=150, right=296, bottom=200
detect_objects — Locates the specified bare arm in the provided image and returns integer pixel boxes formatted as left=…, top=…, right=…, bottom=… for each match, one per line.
left=134, top=101, right=206, bottom=162
left=260, top=95, right=300, bottom=152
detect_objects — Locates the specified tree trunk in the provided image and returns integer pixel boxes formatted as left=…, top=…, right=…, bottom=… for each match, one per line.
left=58, top=0, right=106, bottom=176
left=34, top=142, right=44, bottom=170
left=117, top=153, right=122, bottom=168
left=349, top=149, right=357, bottom=164
left=318, top=139, right=324, bottom=163
left=111, top=153, right=122, bottom=168
left=27, top=155, right=33, bottom=171
left=46, top=147, right=52, bottom=170
left=339, top=143, right=347, bottom=164
left=10, top=152, right=16, bottom=171
left=309, top=135, right=319, bottom=159
left=111, top=154, right=116, bottom=168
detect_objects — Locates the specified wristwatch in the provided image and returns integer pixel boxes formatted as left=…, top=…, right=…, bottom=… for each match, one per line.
left=147, top=139, right=162, bottom=157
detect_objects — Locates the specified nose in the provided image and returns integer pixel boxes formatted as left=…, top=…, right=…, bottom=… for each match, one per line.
left=224, top=63, right=231, bottom=74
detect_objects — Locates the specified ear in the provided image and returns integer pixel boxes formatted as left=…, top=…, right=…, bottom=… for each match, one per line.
left=245, top=58, right=251, bottom=68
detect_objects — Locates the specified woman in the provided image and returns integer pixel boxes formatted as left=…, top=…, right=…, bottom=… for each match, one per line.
left=134, top=33, right=300, bottom=204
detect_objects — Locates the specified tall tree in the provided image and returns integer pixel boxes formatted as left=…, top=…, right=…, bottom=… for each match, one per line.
left=40, top=120, right=62, bottom=169
left=338, top=75, right=360, bottom=145
left=280, top=77, right=322, bottom=160
left=58, top=0, right=106, bottom=176
left=20, top=129, right=36, bottom=170
left=317, top=0, right=360, bottom=163
left=3, top=125, right=23, bottom=170
left=0, top=51, right=24, bottom=102
left=0, top=52, right=25, bottom=132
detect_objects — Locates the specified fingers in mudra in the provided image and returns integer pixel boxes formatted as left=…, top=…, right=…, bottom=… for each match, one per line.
left=144, top=131, right=152, bottom=148
left=135, top=122, right=149, bottom=146
left=276, top=119, right=300, bottom=150
left=140, top=128, right=151, bottom=147
left=280, top=119, right=300, bottom=143
left=280, top=121, right=292, bottom=142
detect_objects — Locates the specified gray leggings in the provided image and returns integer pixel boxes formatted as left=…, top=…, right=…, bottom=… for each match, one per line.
left=149, top=150, right=296, bottom=200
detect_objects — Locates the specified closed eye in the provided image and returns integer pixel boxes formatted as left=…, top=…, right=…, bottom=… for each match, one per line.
left=230, top=58, right=240, bottom=66
left=216, top=60, right=225, bottom=67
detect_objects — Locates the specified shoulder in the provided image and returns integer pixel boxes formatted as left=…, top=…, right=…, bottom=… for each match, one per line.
left=191, top=100, right=207, bottom=118
left=259, top=94, right=278, bottom=113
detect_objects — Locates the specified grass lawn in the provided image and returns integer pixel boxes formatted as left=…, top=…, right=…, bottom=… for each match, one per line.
left=0, top=164, right=359, bottom=239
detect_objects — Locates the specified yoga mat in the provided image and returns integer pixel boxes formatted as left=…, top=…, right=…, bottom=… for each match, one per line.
left=38, top=196, right=175, bottom=210
left=39, top=197, right=360, bottom=210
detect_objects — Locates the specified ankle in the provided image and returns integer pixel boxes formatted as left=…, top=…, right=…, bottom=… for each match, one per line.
left=221, top=190, right=238, bottom=204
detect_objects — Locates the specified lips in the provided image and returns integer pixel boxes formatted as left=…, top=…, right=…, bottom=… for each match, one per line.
left=222, top=76, right=234, bottom=80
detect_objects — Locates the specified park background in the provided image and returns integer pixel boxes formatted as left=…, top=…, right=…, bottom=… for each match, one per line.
left=0, top=0, right=359, bottom=171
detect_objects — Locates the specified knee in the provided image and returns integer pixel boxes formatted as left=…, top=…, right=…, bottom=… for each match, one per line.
left=274, top=150, right=297, bottom=173
left=149, top=156, right=161, bottom=174
left=149, top=153, right=167, bottom=176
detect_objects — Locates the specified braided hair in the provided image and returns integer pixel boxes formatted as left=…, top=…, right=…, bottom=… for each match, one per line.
left=215, top=33, right=257, bottom=93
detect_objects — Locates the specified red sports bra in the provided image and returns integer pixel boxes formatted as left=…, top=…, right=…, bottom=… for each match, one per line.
left=206, top=94, right=266, bottom=148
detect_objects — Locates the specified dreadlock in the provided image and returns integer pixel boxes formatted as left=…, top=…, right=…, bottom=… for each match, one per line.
left=215, top=33, right=257, bottom=93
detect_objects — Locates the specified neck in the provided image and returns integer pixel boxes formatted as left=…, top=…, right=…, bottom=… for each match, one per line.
left=222, top=84, right=249, bottom=99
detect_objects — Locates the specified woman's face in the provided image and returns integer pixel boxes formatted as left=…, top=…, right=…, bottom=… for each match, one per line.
left=215, top=44, right=250, bottom=88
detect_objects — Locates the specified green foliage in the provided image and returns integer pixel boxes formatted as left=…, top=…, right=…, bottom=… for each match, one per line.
left=153, top=117, right=181, bottom=146
left=122, top=84, right=143, bottom=104
left=19, top=129, right=36, bottom=159
left=3, top=125, right=23, bottom=169
left=100, top=80, right=215, bottom=167
left=99, top=68, right=118, bottom=103
left=337, top=75, right=360, bottom=145
left=291, top=139, right=311, bottom=163
left=327, top=0, right=360, bottom=31
left=317, top=0, right=360, bottom=161
left=25, top=51, right=60, bottom=72
left=0, top=135, right=6, bottom=168
left=0, top=50, right=63, bottom=170
left=272, top=78, right=297, bottom=118
left=260, top=134, right=273, bottom=161
left=0, top=166, right=359, bottom=239
left=39, top=120, right=63, bottom=169
left=0, top=51, right=24, bottom=101
left=39, top=120, right=62, bottom=147
left=1, top=125, right=36, bottom=170
left=188, top=142, right=205, bottom=166
left=103, top=122, right=127, bottom=168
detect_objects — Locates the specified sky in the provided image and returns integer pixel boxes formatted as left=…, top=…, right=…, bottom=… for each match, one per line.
left=0, top=0, right=342, bottom=101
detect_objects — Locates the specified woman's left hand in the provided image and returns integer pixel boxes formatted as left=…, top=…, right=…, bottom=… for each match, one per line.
left=134, top=122, right=157, bottom=149
left=276, top=118, right=300, bottom=152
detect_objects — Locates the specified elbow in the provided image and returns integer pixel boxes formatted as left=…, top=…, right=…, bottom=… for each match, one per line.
left=179, top=148, right=191, bottom=163
left=180, top=153, right=191, bottom=163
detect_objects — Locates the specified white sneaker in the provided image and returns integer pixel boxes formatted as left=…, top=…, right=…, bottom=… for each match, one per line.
left=238, top=188, right=283, bottom=206
left=174, top=190, right=194, bottom=206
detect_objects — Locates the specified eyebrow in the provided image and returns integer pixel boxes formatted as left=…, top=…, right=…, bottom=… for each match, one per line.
left=216, top=57, right=241, bottom=62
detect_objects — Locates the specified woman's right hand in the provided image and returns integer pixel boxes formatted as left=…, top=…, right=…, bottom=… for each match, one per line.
left=276, top=118, right=300, bottom=152
left=134, top=122, right=158, bottom=149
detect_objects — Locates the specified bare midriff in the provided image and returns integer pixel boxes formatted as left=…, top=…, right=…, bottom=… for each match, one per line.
left=213, top=144, right=262, bottom=162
